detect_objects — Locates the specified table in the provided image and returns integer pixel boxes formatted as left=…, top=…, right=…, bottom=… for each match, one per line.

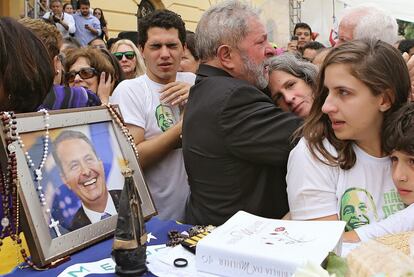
left=5, top=217, right=190, bottom=277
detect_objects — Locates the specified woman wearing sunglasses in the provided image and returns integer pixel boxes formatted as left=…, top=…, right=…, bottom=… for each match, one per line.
left=110, top=39, right=146, bottom=79
left=64, top=47, right=115, bottom=99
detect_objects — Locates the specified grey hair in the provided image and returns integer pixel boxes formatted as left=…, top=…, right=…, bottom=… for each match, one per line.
left=342, top=4, right=398, bottom=45
left=195, top=0, right=260, bottom=62
left=267, top=53, right=318, bottom=90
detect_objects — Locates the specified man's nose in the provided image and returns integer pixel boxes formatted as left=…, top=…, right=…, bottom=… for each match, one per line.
left=79, top=164, right=91, bottom=175
left=265, top=44, right=276, bottom=58
left=160, top=46, right=171, bottom=58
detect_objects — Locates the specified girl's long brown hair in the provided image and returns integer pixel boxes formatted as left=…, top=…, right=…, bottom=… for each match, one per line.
left=300, top=39, right=411, bottom=170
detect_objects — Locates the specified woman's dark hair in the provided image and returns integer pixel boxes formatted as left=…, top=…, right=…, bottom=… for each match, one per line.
left=98, top=48, right=125, bottom=92
left=62, top=36, right=81, bottom=52
left=0, top=17, right=53, bottom=112
left=63, top=2, right=72, bottom=11
left=106, top=37, right=121, bottom=51
left=383, top=102, right=414, bottom=155
left=398, top=39, right=414, bottom=55
left=93, top=8, right=107, bottom=28
left=302, top=39, right=411, bottom=170
left=185, top=30, right=199, bottom=61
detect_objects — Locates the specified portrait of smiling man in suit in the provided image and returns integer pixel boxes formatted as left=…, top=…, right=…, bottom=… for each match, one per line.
left=52, top=130, right=121, bottom=231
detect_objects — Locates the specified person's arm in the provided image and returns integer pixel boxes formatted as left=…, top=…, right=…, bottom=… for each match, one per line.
left=110, top=80, right=183, bottom=170
left=58, top=18, right=69, bottom=30
left=89, top=18, right=101, bottom=36
left=343, top=230, right=360, bottom=242
left=127, top=122, right=182, bottom=169
left=42, top=12, right=50, bottom=20
left=310, top=215, right=340, bottom=221
left=159, top=81, right=192, bottom=106
left=350, top=204, right=414, bottom=242
left=65, top=14, right=76, bottom=34
left=286, top=138, right=340, bottom=220
left=85, top=23, right=99, bottom=35
left=220, top=85, right=302, bottom=165
left=102, top=26, right=109, bottom=41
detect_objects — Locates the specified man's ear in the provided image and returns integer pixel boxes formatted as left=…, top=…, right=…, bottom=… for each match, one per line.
left=379, top=89, right=394, bottom=112
left=216, top=44, right=236, bottom=70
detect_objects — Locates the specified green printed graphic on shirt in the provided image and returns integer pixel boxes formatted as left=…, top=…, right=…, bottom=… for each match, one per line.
left=155, top=104, right=176, bottom=132
left=340, top=187, right=378, bottom=231
left=382, top=189, right=405, bottom=218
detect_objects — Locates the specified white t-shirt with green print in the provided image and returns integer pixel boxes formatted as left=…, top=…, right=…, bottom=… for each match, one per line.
left=287, top=138, right=404, bottom=231
left=110, top=72, right=196, bottom=221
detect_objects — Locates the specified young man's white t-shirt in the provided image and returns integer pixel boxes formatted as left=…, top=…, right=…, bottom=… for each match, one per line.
left=110, top=72, right=196, bottom=221
left=287, top=138, right=404, bottom=230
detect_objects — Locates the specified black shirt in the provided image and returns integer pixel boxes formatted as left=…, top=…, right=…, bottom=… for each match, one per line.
left=183, top=64, right=302, bottom=226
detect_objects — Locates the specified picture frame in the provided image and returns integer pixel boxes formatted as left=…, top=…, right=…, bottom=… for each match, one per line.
left=0, top=106, right=156, bottom=267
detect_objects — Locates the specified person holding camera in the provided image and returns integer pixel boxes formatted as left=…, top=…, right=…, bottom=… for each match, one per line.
left=43, top=0, right=75, bottom=38
left=73, top=0, right=101, bottom=46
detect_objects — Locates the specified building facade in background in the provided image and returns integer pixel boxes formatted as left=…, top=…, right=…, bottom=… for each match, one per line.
left=1, top=0, right=291, bottom=48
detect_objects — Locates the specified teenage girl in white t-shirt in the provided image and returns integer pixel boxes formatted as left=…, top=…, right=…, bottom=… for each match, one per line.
left=287, top=40, right=411, bottom=232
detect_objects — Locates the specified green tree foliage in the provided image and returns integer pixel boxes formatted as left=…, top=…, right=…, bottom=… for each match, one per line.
left=398, top=19, right=414, bottom=39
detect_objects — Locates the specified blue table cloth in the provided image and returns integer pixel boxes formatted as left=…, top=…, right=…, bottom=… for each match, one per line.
left=5, top=217, right=190, bottom=277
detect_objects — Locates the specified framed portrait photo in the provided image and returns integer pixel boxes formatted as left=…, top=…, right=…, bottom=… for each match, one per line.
left=0, top=106, right=156, bottom=267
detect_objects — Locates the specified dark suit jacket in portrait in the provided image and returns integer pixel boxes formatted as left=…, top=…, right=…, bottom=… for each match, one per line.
left=69, top=189, right=122, bottom=231
left=183, top=64, right=303, bottom=226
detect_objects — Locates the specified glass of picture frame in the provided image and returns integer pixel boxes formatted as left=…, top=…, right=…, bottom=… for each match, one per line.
left=0, top=106, right=156, bottom=267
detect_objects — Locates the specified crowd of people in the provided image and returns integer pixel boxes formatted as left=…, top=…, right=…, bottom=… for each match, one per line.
left=2, top=0, right=414, bottom=271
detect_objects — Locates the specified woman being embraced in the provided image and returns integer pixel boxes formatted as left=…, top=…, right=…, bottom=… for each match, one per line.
left=267, top=53, right=318, bottom=118
left=287, top=40, right=410, bottom=231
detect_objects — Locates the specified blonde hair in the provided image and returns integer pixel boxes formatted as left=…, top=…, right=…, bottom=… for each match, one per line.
left=110, top=39, right=146, bottom=77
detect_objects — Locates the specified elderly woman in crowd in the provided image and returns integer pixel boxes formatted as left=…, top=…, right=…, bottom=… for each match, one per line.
left=64, top=47, right=115, bottom=103
left=19, top=18, right=110, bottom=109
left=110, top=39, right=146, bottom=79
left=267, top=53, right=318, bottom=118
